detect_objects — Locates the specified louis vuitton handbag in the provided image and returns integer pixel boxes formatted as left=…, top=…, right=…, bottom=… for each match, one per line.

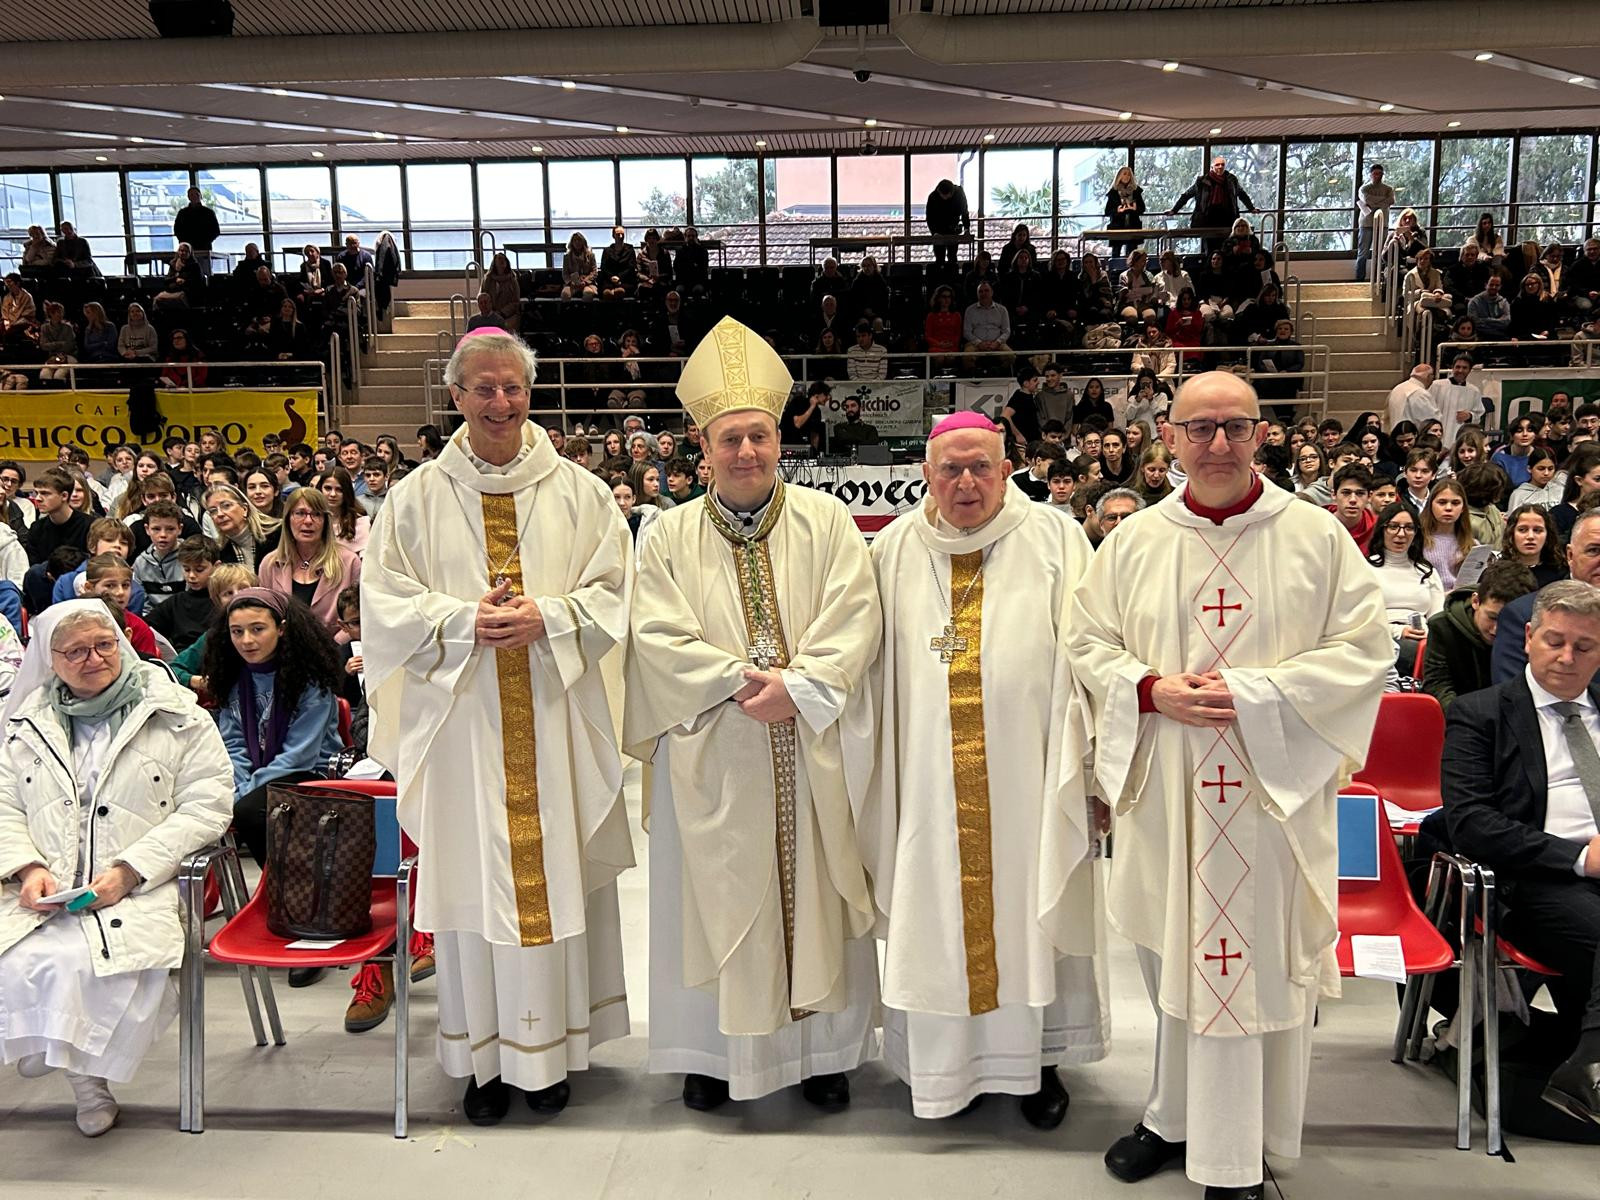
left=264, top=783, right=376, bottom=939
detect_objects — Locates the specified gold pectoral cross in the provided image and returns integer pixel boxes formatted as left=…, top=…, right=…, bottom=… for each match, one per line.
left=750, top=631, right=783, bottom=670
left=930, top=622, right=969, bottom=663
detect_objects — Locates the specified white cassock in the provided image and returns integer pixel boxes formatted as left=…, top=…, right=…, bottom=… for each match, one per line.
left=363, top=423, right=636, bottom=1092
left=1384, top=378, right=1438, bottom=432
left=1429, top=377, right=1485, bottom=448
left=625, top=482, right=883, bottom=1099
left=1070, top=481, right=1389, bottom=1189
left=852, top=484, right=1110, bottom=1118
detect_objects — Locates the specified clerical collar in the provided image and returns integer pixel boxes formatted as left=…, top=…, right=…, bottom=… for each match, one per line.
left=1182, top=474, right=1263, bottom=525
left=933, top=507, right=1003, bottom=537
left=713, top=486, right=776, bottom=532
left=464, top=439, right=533, bottom=476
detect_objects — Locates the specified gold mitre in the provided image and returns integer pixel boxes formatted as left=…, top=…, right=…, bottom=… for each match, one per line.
left=676, top=314, right=793, bottom=431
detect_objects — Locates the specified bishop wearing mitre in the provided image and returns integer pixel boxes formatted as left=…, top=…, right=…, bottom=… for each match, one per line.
left=625, top=315, right=883, bottom=1113
left=362, top=329, right=635, bottom=1127
left=849, top=410, right=1109, bottom=1126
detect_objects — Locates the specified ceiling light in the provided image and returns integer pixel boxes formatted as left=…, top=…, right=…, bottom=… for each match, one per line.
left=95, top=154, right=108, bottom=161
left=311, top=150, right=325, bottom=158
left=1378, top=103, right=1395, bottom=112
left=1118, top=111, right=1133, bottom=121
left=755, top=139, right=767, bottom=148
left=615, top=125, right=629, bottom=133
left=1447, top=119, right=1462, bottom=128
left=1209, top=126, right=1222, bottom=135
left=530, top=145, right=544, bottom=153
left=864, top=117, right=878, bottom=127
left=983, top=132, right=996, bottom=142
left=1161, top=61, right=1180, bottom=72
left=129, top=135, right=145, bottom=142
left=370, top=130, right=386, bottom=138
left=561, top=80, right=577, bottom=90
left=1569, top=75, right=1587, bottom=85
left=273, top=88, right=288, bottom=97
left=1474, top=51, right=1494, bottom=62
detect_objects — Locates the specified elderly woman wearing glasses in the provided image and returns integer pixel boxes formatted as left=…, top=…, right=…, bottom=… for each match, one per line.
left=0, top=600, right=232, bottom=1136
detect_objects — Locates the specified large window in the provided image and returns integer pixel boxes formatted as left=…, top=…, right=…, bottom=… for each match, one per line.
left=405, top=163, right=473, bottom=270
left=619, top=158, right=687, bottom=233
left=126, top=169, right=191, bottom=256
left=56, top=171, right=126, bottom=269
left=0, top=172, right=55, bottom=270
left=1284, top=141, right=1356, bottom=252
left=983, top=148, right=1053, bottom=256
left=1360, top=139, right=1432, bottom=231
left=1438, top=137, right=1511, bottom=246
left=1133, top=146, right=1204, bottom=217
left=477, top=162, right=548, bottom=266
left=905, top=151, right=974, bottom=262
left=1516, top=134, right=1591, bottom=246
left=837, top=154, right=906, bottom=265
left=1056, top=146, right=1127, bottom=249
left=265, top=166, right=332, bottom=270
left=333, top=165, right=403, bottom=267
left=549, top=159, right=618, bottom=265
left=196, top=167, right=264, bottom=261
left=768, top=155, right=832, bottom=265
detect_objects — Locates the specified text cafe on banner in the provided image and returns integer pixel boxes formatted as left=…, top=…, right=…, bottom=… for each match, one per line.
left=0, top=389, right=320, bottom=462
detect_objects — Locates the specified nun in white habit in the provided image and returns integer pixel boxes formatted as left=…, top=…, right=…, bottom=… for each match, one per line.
left=0, top=600, right=233, bottom=1135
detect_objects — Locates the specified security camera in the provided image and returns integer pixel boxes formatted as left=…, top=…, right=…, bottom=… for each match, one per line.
left=854, top=67, right=872, bottom=84
left=859, top=133, right=878, bottom=157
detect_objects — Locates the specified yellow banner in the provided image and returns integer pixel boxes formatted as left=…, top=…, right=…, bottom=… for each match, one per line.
left=0, top=389, right=320, bottom=456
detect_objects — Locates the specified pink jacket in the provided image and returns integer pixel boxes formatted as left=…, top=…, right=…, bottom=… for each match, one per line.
left=258, top=544, right=362, bottom=635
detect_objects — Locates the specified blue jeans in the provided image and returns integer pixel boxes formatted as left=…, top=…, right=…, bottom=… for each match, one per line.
left=1356, top=224, right=1375, bottom=281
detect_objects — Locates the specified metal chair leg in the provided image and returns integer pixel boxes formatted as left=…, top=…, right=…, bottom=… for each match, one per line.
left=1395, top=854, right=1449, bottom=1062
left=177, top=853, right=203, bottom=1132
left=394, top=858, right=417, bottom=1140
left=1408, top=855, right=1459, bottom=1060
left=1454, top=866, right=1480, bottom=1152
left=214, top=854, right=268, bottom=1047
left=218, top=836, right=286, bottom=1046
left=1479, top=867, right=1503, bottom=1157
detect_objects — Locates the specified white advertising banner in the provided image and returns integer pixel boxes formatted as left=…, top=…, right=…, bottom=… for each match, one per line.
left=821, top=380, right=928, bottom=437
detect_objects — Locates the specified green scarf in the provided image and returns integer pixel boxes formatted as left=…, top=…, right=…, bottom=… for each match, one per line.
left=48, top=656, right=145, bottom=743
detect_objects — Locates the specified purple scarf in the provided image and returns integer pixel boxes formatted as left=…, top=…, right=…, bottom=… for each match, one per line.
left=238, top=660, right=293, bottom=771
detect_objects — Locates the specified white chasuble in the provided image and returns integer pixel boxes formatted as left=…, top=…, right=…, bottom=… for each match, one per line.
left=362, top=423, right=635, bottom=949
left=625, top=482, right=882, bottom=1039
left=1070, top=483, right=1389, bottom=1036
left=853, top=484, right=1106, bottom=1017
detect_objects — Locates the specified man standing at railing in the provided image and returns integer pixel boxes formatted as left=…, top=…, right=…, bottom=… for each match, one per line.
left=172, top=186, right=219, bottom=277
left=335, top=235, right=374, bottom=290
left=1168, top=158, right=1256, bottom=254
left=925, top=178, right=970, bottom=269
left=1355, top=165, right=1395, bottom=284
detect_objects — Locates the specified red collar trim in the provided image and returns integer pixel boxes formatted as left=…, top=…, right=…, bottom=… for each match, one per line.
left=1182, top=475, right=1264, bottom=525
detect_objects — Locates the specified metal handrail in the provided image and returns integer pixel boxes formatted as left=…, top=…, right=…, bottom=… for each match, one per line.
left=328, top=330, right=342, bottom=417
left=447, top=294, right=468, bottom=341
left=463, top=259, right=483, bottom=305
left=1366, top=208, right=1389, bottom=305
left=344, top=298, right=362, bottom=392
left=1271, top=239, right=1291, bottom=283
left=477, top=230, right=499, bottom=264
left=1433, top=337, right=1599, bottom=373
left=362, top=261, right=378, bottom=339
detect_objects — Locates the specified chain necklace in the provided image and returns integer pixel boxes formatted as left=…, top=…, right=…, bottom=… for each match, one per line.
left=488, top=481, right=541, bottom=597
left=925, top=548, right=987, bottom=662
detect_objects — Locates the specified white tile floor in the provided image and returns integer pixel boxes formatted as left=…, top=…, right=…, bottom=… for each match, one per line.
left=1, top=769, right=1593, bottom=1199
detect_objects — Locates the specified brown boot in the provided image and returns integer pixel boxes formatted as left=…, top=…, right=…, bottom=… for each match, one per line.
left=344, top=962, right=394, bottom=1033
left=410, top=931, right=436, bottom=983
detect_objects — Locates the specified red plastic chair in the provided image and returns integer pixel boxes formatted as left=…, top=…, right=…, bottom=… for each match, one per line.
left=1335, top=784, right=1454, bottom=979
left=179, top=779, right=417, bottom=1137
left=1354, top=692, right=1445, bottom=838
left=336, top=697, right=354, bottom=749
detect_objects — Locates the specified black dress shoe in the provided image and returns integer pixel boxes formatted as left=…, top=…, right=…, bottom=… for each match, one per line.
left=526, top=1079, right=570, bottom=1113
left=682, top=1073, right=730, bottom=1111
left=1203, top=1187, right=1262, bottom=1200
left=287, top=966, right=325, bottom=988
left=1019, top=1066, right=1069, bottom=1130
left=1104, top=1123, right=1186, bottom=1182
left=462, top=1077, right=511, bottom=1126
left=800, top=1072, right=850, bottom=1111
left=1542, top=1059, right=1600, bottom=1126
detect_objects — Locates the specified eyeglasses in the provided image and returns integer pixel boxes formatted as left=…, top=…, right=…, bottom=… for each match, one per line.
left=465, top=384, right=527, bottom=400
left=53, top=638, right=118, bottom=665
left=1385, top=523, right=1417, bottom=535
left=933, top=461, right=997, bottom=481
left=1172, top=418, right=1258, bottom=444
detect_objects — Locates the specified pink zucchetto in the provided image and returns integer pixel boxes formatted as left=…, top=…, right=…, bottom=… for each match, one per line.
left=928, top=410, right=1002, bottom=440
left=458, top=326, right=511, bottom=343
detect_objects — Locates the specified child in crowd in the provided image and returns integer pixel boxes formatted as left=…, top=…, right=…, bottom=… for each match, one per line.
left=51, top=517, right=149, bottom=614
left=1046, top=459, right=1081, bottom=511
left=334, top=584, right=368, bottom=754
left=145, top=535, right=219, bottom=653
left=358, top=456, right=389, bottom=518
left=131, top=500, right=188, bottom=611
left=22, top=468, right=91, bottom=614
left=171, top=563, right=255, bottom=695
left=81, top=554, right=158, bottom=656
left=664, top=457, right=703, bottom=503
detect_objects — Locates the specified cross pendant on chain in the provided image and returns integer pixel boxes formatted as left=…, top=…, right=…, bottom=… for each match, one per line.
left=929, top=622, right=969, bottom=662
left=750, top=631, right=782, bottom=670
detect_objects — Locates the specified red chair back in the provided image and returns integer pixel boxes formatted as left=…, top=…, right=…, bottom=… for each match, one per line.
left=1337, top=784, right=1452, bottom=975
left=336, top=697, right=354, bottom=748
left=1354, top=691, right=1444, bottom=813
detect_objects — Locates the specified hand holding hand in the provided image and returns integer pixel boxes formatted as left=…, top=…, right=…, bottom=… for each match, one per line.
left=1151, top=671, right=1236, bottom=727
left=1091, top=797, right=1112, bottom=836
left=17, top=865, right=57, bottom=913
left=87, top=864, right=140, bottom=910
left=476, top=584, right=546, bottom=649
left=736, top=669, right=798, bottom=724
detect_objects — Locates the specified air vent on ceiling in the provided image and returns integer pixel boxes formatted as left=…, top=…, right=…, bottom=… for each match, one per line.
left=817, top=1, right=891, bottom=27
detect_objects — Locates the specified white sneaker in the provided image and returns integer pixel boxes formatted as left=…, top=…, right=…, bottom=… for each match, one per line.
left=17, top=1052, right=55, bottom=1078
left=65, top=1072, right=119, bottom=1137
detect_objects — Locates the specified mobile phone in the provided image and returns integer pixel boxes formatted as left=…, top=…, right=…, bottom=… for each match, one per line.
left=1408, top=612, right=1425, bottom=631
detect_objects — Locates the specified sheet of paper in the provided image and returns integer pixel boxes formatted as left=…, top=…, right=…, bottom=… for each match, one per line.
left=1350, top=934, right=1407, bottom=984
left=34, top=885, right=95, bottom=907
left=1383, top=799, right=1441, bottom=828
left=284, top=938, right=345, bottom=951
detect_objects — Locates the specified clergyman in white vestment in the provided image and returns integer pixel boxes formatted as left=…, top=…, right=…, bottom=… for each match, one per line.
left=852, top=411, right=1109, bottom=1125
left=1070, top=372, right=1389, bottom=1197
left=363, top=329, right=635, bottom=1126
left=625, top=315, right=883, bottom=1112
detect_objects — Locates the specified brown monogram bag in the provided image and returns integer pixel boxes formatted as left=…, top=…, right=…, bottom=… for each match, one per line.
left=264, top=784, right=376, bottom=940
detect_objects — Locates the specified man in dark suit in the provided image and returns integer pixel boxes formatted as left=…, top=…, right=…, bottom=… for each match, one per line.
left=1444, top=579, right=1600, bottom=1125
left=1492, top=508, right=1600, bottom=683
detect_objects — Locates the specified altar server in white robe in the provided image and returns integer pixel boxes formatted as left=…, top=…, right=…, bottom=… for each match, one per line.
left=363, top=329, right=634, bottom=1127
left=1070, top=372, right=1389, bottom=1199
left=852, top=410, right=1110, bottom=1126
left=626, top=315, right=883, bottom=1113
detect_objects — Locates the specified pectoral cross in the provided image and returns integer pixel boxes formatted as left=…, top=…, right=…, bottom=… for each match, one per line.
left=750, top=631, right=782, bottom=670
left=929, top=622, right=969, bottom=663
left=1204, top=938, right=1243, bottom=977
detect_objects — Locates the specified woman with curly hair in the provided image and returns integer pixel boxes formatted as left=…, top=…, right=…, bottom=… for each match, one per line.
left=206, top=588, right=343, bottom=869
left=1501, top=503, right=1568, bottom=588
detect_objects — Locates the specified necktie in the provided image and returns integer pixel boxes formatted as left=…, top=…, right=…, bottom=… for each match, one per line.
left=1551, top=701, right=1600, bottom=828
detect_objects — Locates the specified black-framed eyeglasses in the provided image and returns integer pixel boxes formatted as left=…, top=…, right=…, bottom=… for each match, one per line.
left=1172, top=417, right=1259, bottom=444
left=1385, top=523, right=1417, bottom=535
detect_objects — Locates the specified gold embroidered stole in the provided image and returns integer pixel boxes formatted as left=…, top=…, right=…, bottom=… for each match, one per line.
left=944, top=550, right=999, bottom=1014
left=481, top=492, right=553, bottom=946
left=705, top=482, right=810, bottom=1021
